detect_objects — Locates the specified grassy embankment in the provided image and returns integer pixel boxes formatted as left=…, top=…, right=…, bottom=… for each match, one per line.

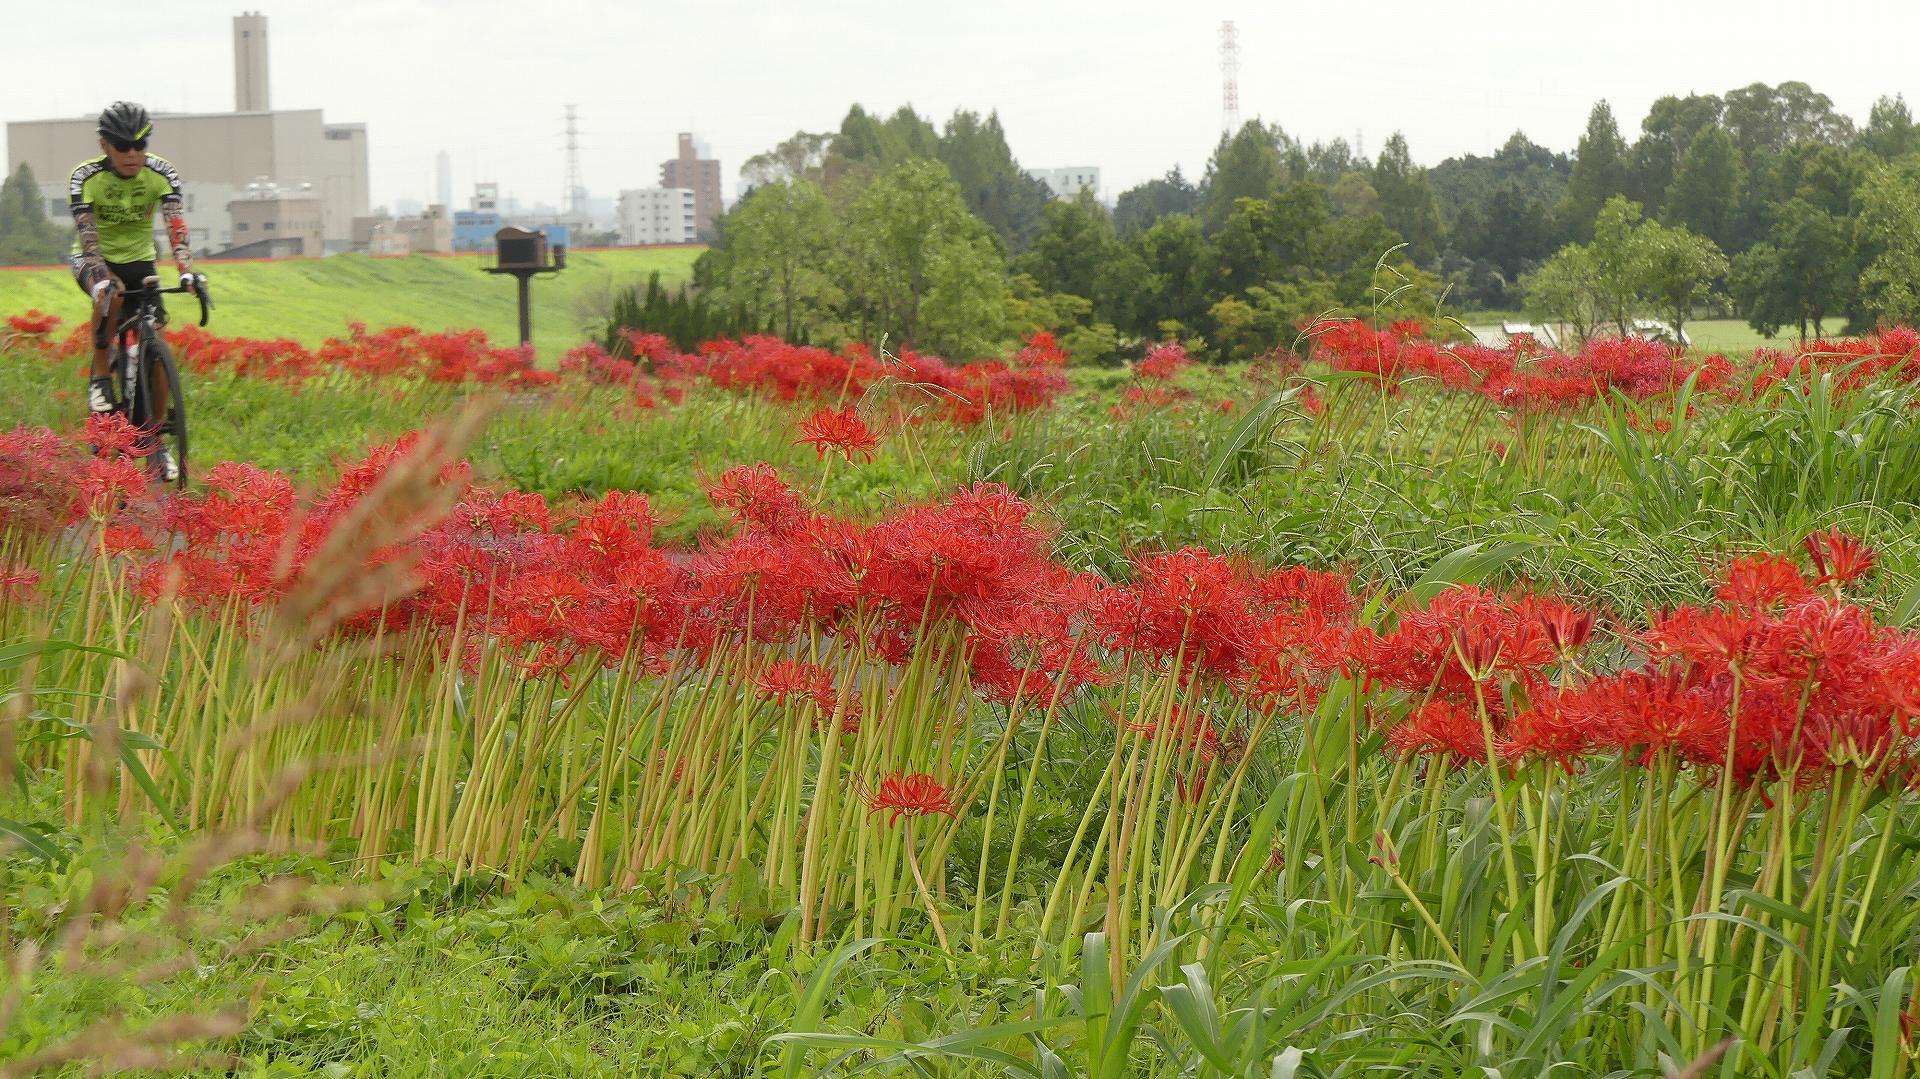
left=0, top=247, right=702, bottom=359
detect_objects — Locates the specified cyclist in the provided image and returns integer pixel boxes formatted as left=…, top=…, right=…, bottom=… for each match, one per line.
left=69, top=100, right=204, bottom=482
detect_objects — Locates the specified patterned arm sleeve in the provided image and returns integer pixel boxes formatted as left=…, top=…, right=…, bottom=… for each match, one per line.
left=69, top=162, right=106, bottom=268
left=162, top=197, right=193, bottom=269
left=71, top=205, right=105, bottom=264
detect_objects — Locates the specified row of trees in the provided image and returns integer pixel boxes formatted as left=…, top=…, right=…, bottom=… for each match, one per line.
left=702, top=110, right=1444, bottom=361
left=700, top=84, right=1920, bottom=363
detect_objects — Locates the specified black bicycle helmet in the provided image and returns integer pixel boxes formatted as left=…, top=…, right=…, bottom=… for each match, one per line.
left=97, top=101, right=153, bottom=143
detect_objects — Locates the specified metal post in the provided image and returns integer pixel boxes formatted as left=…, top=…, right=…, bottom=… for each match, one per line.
left=516, top=271, right=533, bottom=347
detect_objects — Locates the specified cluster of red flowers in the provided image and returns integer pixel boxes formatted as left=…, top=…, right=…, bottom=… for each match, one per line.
left=1747, top=327, right=1920, bottom=398
left=652, top=332, right=1075, bottom=424
left=9, top=413, right=1919, bottom=788
left=557, top=341, right=683, bottom=410
left=0, top=414, right=159, bottom=535
left=1113, top=342, right=1198, bottom=418
left=1308, top=319, right=1732, bottom=412
left=13, top=312, right=557, bottom=390
left=657, top=334, right=1068, bottom=427
left=5, top=311, right=1070, bottom=427
left=796, top=408, right=880, bottom=462
left=1367, top=537, right=1920, bottom=785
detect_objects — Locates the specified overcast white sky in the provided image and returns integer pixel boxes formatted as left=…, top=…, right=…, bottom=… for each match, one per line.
left=5, top=0, right=1917, bottom=213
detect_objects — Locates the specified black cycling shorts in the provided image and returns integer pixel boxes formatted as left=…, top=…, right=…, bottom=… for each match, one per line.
left=70, top=255, right=159, bottom=296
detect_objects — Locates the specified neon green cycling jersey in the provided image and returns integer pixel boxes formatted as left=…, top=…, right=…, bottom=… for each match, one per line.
left=68, top=155, right=185, bottom=264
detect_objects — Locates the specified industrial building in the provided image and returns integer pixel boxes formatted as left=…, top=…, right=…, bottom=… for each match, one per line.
left=3, top=12, right=370, bottom=255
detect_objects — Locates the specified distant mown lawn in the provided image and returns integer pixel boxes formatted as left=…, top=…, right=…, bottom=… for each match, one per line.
left=1452, top=309, right=1830, bottom=355
left=0, top=246, right=702, bottom=358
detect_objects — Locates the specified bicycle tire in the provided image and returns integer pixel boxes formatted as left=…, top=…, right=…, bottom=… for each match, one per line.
left=128, top=325, right=189, bottom=490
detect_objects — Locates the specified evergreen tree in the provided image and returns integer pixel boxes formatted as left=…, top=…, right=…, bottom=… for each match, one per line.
left=1112, top=167, right=1201, bottom=237
left=1861, top=95, right=1919, bottom=160
left=1664, top=126, right=1742, bottom=251
left=1200, top=121, right=1293, bottom=234
left=1014, top=192, right=1118, bottom=302
left=1371, top=132, right=1445, bottom=265
left=0, top=163, right=64, bottom=267
left=1559, top=101, right=1630, bottom=241
left=1630, top=93, right=1723, bottom=213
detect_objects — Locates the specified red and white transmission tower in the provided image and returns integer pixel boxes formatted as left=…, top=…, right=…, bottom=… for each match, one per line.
left=1219, top=20, right=1241, bottom=134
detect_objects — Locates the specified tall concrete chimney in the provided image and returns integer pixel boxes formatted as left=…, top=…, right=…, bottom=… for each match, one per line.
left=234, top=12, right=270, bottom=112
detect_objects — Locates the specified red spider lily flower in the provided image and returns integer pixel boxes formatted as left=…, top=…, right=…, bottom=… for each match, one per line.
left=100, top=524, right=156, bottom=556
left=1384, top=700, right=1487, bottom=765
left=1013, top=331, right=1069, bottom=368
left=1501, top=688, right=1594, bottom=772
left=78, top=457, right=149, bottom=515
left=1643, top=605, right=1757, bottom=676
left=84, top=413, right=151, bottom=459
left=1527, top=596, right=1597, bottom=657
left=0, top=568, right=38, bottom=605
left=6, top=310, right=61, bottom=336
left=1716, top=554, right=1815, bottom=614
left=1804, top=527, right=1876, bottom=590
left=707, top=464, right=811, bottom=537
left=755, top=659, right=836, bottom=708
left=796, top=407, right=880, bottom=463
left=1351, top=586, right=1554, bottom=704
left=1135, top=342, right=1191, bottom=381
left=867, top=772, right=956, bottom=824
left=1589, top=670, right=1730, bottom=768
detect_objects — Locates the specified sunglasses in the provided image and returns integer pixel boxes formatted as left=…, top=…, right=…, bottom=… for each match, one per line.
left=107, top=137, right=148, bottom=153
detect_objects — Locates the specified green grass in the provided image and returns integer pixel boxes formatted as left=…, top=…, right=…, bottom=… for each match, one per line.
left=9, top=324, right=1920, bottom=1077
left=0, top=247, right=701, bottom=358
left=1451, top=311, right=1828, bottom=354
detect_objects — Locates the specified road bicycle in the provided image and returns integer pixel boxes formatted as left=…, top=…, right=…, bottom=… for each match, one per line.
left=99, top=275, right=213, bottom=489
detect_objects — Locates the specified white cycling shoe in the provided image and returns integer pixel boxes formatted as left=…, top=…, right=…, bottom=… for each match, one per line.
left=88, top=377, right=116, bottom=414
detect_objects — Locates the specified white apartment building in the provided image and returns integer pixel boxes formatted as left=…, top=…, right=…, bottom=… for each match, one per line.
left=1027, top=166, right=1102, bottom=202
left=618, top=187, right=697, bottom=245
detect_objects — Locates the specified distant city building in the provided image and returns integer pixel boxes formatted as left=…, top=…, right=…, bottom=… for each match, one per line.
left=1027, top=166, right=1101, bottom=202
left=618, top=188, right=697, bottom=245
left=393, top=197, right=424, bottom=216
left=659, top=133, right=721, bottom=236
left=351, top=203, right=453, bottom=255
left=454, top=182, right=580, bottom=251
left=3, top=12, right=369, bottom=253
left=219, top=179, right=323, bottom=258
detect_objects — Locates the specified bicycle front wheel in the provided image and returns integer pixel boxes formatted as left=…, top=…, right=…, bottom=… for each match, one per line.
left=129, top=327, right=189, bottom=490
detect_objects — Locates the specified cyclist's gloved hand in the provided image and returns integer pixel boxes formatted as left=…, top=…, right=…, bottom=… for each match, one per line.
left=179, top=270, right=204, bottom=293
